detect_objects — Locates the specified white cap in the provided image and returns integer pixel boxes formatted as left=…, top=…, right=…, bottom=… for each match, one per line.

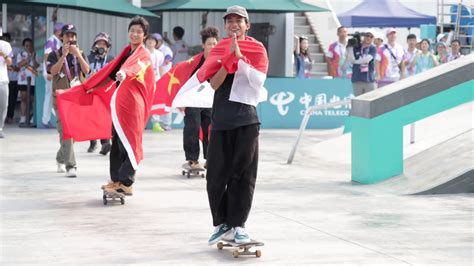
left=386, top=27, right=396, bottom=36
left=436, top=33, right=448, bottom=43
left=373, top=31, right=383, bottom=40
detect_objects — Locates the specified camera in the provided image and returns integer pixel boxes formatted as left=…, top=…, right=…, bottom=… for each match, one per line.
left=69, top=40, right=77, bottom=45
left=347, top=32, right=367, bottom=49
left=91, top=46, right=106, bottom=56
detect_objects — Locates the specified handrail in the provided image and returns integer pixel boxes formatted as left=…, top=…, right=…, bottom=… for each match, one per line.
left=287, top=99, right=350, bottom=164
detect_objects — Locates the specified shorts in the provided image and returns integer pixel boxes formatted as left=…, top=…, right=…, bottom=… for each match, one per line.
left=18, top=85, right=35, bottom=96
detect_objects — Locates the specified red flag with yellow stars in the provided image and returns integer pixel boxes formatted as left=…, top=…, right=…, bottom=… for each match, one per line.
left=151, top=52, right=204, bottom=115
left=56, top=44, right=155, bottom=169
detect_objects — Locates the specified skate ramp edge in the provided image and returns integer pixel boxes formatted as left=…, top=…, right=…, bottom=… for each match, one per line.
left=412, top=169, right=474, bottom=195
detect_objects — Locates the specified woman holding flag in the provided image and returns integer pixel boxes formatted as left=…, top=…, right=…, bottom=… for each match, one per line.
left=203, top=6, right=269, bottom=245
left=55, top=16, right=155, bottom=197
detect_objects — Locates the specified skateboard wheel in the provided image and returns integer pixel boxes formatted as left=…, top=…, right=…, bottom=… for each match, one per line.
left=103, top=199, right=107, bottom=205
left=232, top=250, right=239, bottom=258
left=187, top=173, right=191, bottom=178
left=217, top=242, right=224, bottom=250
left=255, top=250, right=262, bottom=257
left=120, top=198, right=125, bottom=205
left=182, top=170, right=185, bottom=176
left=201, top=174, right=205, bottom=178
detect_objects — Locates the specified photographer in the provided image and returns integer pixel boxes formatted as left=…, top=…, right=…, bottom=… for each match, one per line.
left=346, top=30, right=376, bottom=96
left=86, top=32, right=114, bottom=155
left=47, top=24, right=90, bottom=177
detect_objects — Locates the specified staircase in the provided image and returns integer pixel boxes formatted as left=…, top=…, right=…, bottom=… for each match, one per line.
left=294, top=12, right=328, bottom=78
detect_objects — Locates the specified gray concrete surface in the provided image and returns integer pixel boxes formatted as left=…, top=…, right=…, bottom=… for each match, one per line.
left=1, top=121, right=473, bottom=265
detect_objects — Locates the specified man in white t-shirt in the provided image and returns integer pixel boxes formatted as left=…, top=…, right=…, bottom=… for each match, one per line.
left=171, top=26, right=189, bottom=66
left=400, top=34, right=419, bottom=80
left=42, top=22, right=63, bottom=127
left=0, top=27, right=13, bottom=138
left=155, top=33, right=173, bottom=73
left=376, top=28, right=404, bottom=88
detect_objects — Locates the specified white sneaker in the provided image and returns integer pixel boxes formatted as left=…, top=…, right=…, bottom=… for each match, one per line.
left=234, top=227, right=251, bottom=244
left=57, top=163, right=66, bottom=173
left=65, top=168, right=77, bottom=178
left=19, top=116, right=26, bottom=123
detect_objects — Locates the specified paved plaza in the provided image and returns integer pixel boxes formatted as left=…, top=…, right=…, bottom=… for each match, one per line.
left=0, top=114, right=472, bottom=265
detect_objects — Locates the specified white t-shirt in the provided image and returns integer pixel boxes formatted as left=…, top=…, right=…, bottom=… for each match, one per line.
left=8, top=46, right=21, bottom=81
left=171, top=40, right=189, bottom=66
left=378, top=42, right=405, bottom=81
left=43, top=35, right=62, bottom=79
left=149, top=48, right=165, bottom=82
left=0, top=40, right=13, bottom=83
left=158, top=43, right=173, bottom=73
left=402, top=48, right=419, bottom=78
left=17, top=50, right=40, bottom=86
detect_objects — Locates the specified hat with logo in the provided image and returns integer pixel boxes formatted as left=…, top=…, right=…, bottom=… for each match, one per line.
left=61, top=24, right=77, bottom=36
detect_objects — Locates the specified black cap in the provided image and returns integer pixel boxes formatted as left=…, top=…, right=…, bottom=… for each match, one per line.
left=61, top=24, right=77, bottom=36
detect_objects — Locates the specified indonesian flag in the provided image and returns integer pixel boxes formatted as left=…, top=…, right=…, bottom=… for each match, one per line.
left=56, top=45, right=155, bottom=170
left=151, top=53, right=205, bottom=115
left=172, top=36, right=269, bottom=108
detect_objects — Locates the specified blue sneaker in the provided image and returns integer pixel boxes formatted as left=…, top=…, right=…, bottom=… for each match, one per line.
left=234, top=227, right=251, bottom=244
left=208, top=224, right=231, bottom=245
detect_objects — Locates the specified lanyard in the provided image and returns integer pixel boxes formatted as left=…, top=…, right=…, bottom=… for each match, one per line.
left=63, top=55, right=78, bottom=81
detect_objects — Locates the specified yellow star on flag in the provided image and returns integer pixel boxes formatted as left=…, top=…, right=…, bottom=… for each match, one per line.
left=167, top=69, right=180, bottom=95
left=133, top=59, right=151, bottom=83
left=186, top=56, right=194, bottom=64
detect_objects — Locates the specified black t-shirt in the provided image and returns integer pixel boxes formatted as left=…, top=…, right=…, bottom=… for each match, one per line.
left=46, top=48, right=88, bottom=78
left=108, top=48, right=133, bottom=82
left=211, top=74, right=260, bottom=131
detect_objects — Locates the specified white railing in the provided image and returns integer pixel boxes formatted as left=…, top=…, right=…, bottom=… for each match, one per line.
left=287, top=99, right=351, bottom=164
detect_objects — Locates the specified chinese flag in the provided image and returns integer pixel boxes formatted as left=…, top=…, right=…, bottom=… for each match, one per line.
left=56, top=44, right=155, bottom=169
left=151, top=53, right=203, bottom=115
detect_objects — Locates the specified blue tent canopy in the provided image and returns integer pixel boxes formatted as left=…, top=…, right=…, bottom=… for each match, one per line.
left=338, top=0, right=436, bottom=28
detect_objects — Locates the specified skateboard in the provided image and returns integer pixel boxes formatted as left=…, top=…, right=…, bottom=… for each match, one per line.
left=216, top=239, right=264, bottom=258
left=181, top=163, right=206, bottom=178
left=102, top=190, right=125, bottom=205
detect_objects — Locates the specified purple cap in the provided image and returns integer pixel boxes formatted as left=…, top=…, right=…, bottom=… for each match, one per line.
left=151, top=33, right=162, bottom=41
left=54, top=22, right=64, bottom=32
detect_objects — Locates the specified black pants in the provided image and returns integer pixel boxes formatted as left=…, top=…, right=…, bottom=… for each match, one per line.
left=109, top=127, right=135, bottom=186
left=183, top=107, right=211, bottom=161
left=7, top=81, right=18, bottom=119
left=206, top=124, right=259, bottom=227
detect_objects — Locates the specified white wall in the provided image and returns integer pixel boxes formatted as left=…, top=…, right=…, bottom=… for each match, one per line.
left=49, top=7, right=131, bottom=56
left=161, top=11, right=289, bottom=76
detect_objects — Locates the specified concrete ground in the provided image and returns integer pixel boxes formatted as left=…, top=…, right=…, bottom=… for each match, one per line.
left=0, top=111, right=473, bottom=265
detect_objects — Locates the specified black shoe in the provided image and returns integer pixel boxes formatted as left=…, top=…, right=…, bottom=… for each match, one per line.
left=99, top=143, right=111, bottom=155
left=87, top=141, right=98, bottom=153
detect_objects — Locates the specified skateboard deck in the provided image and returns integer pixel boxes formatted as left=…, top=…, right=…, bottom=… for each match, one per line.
left=181, top=163, right=206, bottom=178
left=217, top=239, right=264, bottom=258
left=102, top=190, right=125, bottom=205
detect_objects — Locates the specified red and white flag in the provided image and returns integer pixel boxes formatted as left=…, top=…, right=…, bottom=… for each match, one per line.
left=165, top=36, right=269, bottom=109
left=56, top=44, right=155, bottom=170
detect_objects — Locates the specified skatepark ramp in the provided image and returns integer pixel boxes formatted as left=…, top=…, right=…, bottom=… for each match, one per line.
left=369, top=129, right=474, bottom=195
left=413, top=169, right=474, bottom=195
left=351, top=54, right=473, bottom=184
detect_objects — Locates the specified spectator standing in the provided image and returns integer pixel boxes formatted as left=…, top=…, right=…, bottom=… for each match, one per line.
left=376, top=28, right=404, bottom=88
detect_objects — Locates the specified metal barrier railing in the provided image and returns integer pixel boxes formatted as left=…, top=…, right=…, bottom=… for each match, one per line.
left=287, top=99, right=351, bottom=164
